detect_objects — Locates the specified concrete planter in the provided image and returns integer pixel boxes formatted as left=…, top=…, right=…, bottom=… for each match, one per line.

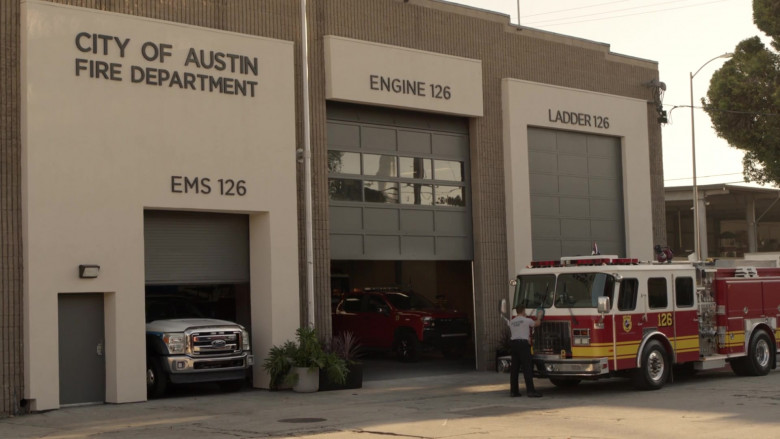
left=292, top=367, right=319, bottom=393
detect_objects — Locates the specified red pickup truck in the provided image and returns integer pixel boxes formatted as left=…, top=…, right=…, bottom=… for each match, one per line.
left=332, top=288, right=470, bottom=361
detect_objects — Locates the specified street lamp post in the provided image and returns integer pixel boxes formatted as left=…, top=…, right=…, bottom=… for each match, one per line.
left=690, top=52, right=732, bottom=260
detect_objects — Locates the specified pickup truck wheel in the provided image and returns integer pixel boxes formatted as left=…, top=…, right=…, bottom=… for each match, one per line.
left=396, top=333, right=420, bottom=362
left=745, top=330, right=773, bottom=376
left=633, top=340, right=669, bottom=390
left=146, top=358, right=168, bottom=399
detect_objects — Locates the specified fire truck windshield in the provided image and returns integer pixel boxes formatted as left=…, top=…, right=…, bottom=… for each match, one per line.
left=513, top=274, right=555, bottom=308
left=554, top=273, right=615, bottom=308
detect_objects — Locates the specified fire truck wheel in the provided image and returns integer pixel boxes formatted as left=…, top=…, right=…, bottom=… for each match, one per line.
left=396, top=332, right=420, bottom=362
left=633, top=340, right=669, bottom=390
left=146, top=358, right=168, bottom=399
left=746, top=331, right=773, bottom=376
left=549, top=378, right=581, bottom=388
left=730, top=357, right=750, bottom=376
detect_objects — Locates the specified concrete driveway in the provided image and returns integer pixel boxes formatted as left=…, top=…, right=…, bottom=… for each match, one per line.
left=2, top=365, right=779, bottom=438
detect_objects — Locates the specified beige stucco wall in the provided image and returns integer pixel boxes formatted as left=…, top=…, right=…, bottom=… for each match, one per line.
left=324, top=35, right=483, bottom=117
left=503, top=79, right=654, bottom=278
left=21, top=0, right=298, bottom=411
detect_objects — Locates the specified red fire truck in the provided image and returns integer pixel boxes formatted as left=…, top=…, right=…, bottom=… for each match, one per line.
left=509, top=255, right=780, bottom=390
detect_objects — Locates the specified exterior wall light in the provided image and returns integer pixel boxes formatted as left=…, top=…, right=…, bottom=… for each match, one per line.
left=78, top=264, right=100, bottom=279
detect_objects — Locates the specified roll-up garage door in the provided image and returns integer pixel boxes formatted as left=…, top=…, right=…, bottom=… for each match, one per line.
left=327, top=102, right=472, bottom=260
left=528, top=128, right=625, bottom=260
left=144, top=210, right=249, bottom=284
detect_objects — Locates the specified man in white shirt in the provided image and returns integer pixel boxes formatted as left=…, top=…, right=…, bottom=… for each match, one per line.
left=504, top=305, right=543, bottom=397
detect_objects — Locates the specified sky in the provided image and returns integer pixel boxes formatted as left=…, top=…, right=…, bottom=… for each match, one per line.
left=447, top=0, right=763, bottom=187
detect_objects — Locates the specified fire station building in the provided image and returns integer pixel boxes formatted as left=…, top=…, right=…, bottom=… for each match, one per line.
left=0, top=0, right=665, bottom=413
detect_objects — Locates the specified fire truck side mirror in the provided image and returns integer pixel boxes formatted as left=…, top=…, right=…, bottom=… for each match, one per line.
left=597, top=296, right=611, bottom=314
left=500, top=299, right=507, bottom=315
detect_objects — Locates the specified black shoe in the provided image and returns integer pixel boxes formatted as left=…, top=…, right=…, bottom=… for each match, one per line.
left=527, top=392, right=543, bottom=398
left=510, top=392, right=521, bottom=397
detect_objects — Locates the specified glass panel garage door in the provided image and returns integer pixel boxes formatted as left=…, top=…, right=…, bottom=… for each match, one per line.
left=327, top=103, right=472, bottom=260
left=528, top=128, right=625, bottom=260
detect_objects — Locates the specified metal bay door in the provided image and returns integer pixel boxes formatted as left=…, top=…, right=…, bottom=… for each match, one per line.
left=58, top=293, right=105, bottom=406
left=528, top=127, right=625, bottom=259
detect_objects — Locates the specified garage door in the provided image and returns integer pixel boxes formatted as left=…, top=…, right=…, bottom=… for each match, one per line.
left=528, top=128, right=625, bottom=259
left=144, top=210, right=249, bottom=284
left=327, top=103, right=472, bottom=260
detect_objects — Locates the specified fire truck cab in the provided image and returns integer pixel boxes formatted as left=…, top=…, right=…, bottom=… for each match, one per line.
left=511, top=256, right=780, bottom=390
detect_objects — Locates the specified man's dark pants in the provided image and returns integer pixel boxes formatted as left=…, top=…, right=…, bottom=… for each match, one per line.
left=510, top=339, right=535, bottom=394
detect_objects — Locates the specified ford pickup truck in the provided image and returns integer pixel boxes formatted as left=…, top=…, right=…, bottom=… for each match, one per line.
left=145, top=296, right=253, bottom=398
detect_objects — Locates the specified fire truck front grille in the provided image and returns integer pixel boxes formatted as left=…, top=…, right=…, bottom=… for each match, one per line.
left=190, top=331, right=241, bottom=356
left=533, top=321, right=571, bottom=355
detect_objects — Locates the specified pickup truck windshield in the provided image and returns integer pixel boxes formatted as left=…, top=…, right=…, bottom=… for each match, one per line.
left=555, top=273, right=615, bottom=308
left=384, top=291, right=436, bottom=311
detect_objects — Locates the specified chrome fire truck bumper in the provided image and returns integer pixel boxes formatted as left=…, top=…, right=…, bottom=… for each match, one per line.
left=535, top=356, right=610, bottom=377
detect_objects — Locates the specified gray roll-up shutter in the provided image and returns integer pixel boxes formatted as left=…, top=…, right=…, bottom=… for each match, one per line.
left=144, top=210, right=249, bottom=284
left=528, top=128, right=625, bottom=260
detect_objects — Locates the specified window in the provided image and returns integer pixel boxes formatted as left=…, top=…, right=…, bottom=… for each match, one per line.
left=328, top=151, right=361, bottom=174
left=328, top=178, right=362, bottom=201
left=618, top=278, right=638, bottom=311
left=554, top=273, right=616, bottom=308
left=399, top=157, right=431, bottom=179
left=364, top=181, right=398, bottom=203
left=434, top=160, right=463, bottom=181
left=326, top=148, right=466, bottom=210
left=514, top=274, right=556, bottom=308
left=675, top=277, right=694, bottom=307
left=400, top=183, right=433, bottom=205
left=363, top=154, right=397, bottom=177
left=648, top=277, right=668, bottom=309
left=341, top=295, right=362, bottom=313
left=366, top=295, right=389, bottom=313
left=435, top=185, right=465, bottom=207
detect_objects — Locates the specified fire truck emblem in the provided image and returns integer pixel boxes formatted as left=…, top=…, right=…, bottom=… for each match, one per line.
left=623, top=315, right=632, bottom=332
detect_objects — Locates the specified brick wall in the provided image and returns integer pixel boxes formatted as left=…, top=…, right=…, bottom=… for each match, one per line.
left=1, top=0, right=23, bottom=418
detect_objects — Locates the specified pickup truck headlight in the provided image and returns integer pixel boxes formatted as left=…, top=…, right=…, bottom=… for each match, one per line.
left=241, top=329, right=251, bottom=352
left=163, top=333, right=187, bottom=354
left=422, top=316, right=434, bottom=328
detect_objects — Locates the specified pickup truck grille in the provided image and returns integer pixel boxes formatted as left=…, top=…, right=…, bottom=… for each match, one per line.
left=435, top=317, right=470, bottom=335
left=533, top=321, right=571, bottom=355
left=190, top=330, right=242, bottom=356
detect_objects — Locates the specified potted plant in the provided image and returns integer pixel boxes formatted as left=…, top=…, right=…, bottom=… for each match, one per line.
left=320, top=331, right=364, bottom=391
left=263, top=327, right=347, bottom=392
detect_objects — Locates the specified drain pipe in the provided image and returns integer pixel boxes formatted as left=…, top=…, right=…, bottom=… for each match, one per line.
left=300, top=0, right=315, bottom=328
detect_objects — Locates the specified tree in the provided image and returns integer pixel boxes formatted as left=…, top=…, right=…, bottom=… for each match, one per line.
left=704, top=0, right=780, bottom=185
